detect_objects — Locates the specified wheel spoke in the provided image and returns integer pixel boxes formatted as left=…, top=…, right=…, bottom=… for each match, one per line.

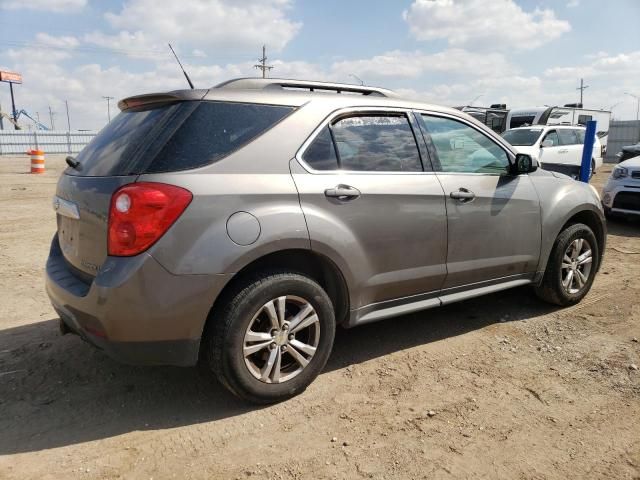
left=563, top=269, right=574, bottom=289
left=561, top=262, right=572, bottom=270
left=288, top=303, right=314, bottom=332
left=245, top=330, right=273, bottom=343
left=271, top=349, right=282, bottom=383
left=263, top=300, right=279, bottom=330
left=276, top=296, right=287, bottom=327
left=563, top=253, right=573, bottom=265
left=573, top=239, right=583, bottom=259
left=575, top=269, right=587, bottom=287
left=291, top=314, right=319, bottom=335
left=287, top=344, right=309, bottom=368
left=261, top=347, right=279, bottom=382
left=290, top=339, right=317, bottom=356
left=577, top=250, right=592, bottom=265
left=244, top=340, right=272, bottom=357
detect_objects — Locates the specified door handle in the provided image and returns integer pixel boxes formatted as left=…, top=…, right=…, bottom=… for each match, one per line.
left=450, top=188, right=475, bottom=202
left=324, top=184, right=361, bottom=200
left=558, top=149, right=569, bottom=153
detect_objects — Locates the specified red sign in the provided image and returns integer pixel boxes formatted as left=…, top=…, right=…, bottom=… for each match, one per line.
left=0, top=71, right=22, bottom=84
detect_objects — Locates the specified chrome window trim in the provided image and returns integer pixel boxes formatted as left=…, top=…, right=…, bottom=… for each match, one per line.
left=295, top=106, right=434, bottom=175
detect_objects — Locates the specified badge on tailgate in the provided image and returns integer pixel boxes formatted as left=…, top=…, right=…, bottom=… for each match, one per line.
left=52, top=195, right=80, bottom=220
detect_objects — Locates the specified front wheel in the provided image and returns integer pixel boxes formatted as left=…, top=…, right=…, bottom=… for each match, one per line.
left=204, top=271, right=335, bottom=404
left=534, top=223, right=599, bottom=306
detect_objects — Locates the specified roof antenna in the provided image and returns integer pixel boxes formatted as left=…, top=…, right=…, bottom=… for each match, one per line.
left=168, top=43, right=194, bottom=89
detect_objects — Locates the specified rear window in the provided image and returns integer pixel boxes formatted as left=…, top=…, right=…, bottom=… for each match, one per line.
left=69, top=101, right=294, bottom=176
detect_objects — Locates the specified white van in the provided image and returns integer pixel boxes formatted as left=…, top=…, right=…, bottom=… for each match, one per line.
left=505, top=106, right=610, bottom=154
left=502, top=125, right=603, bottom=179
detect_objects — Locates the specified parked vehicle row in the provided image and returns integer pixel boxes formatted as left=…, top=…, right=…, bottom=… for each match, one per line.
left=502, top=125, right=603, bottom=179
left=46, top=78, right=606, bottom=403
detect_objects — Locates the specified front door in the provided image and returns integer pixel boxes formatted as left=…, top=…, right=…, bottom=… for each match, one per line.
left=291, top=111, right=448, bottom=308
left=417, top=112, right=542, bottom=289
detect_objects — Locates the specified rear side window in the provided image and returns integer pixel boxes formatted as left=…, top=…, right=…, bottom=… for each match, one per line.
left=302, top=127, right=339, bottom=170
left=147, top=102, right=294, bottom=173
left=557, top=129, right=578, bottom=145
left=69, top=101, right=293, bottom=176
left=330, top=115, right=422, bottom=172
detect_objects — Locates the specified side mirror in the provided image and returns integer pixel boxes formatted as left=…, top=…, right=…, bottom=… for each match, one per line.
left=541, top=139, right=553, bottom=148
left=513, top=153, right=538, bottom=174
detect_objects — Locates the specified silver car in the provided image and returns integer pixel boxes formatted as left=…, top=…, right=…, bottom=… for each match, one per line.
left=46, top=78, right=606, bottom=403
left=602, top=156, right=640, bottom=217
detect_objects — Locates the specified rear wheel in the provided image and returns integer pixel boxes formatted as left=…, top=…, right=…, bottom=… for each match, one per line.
left=534, top=223, right=599, bottom=306
left=204, top=271, right=335, bottom=404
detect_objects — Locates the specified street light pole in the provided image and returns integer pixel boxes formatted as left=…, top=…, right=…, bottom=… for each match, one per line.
left=102, top=96, right=114, bottom=122
left=625, top=92, right=640, bottom=121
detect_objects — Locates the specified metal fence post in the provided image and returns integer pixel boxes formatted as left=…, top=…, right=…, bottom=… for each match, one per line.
left=33, top=131, right=39, bottom=150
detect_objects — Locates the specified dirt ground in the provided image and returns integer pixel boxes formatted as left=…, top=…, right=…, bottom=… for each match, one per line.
left=0, top=154, right=638, bottom=480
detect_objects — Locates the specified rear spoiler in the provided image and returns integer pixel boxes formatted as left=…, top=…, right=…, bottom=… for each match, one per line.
left=117, top=89, right=208, bottom=111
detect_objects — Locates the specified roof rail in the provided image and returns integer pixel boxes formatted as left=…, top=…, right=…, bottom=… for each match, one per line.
left=213, top=78, right=398, bottom=97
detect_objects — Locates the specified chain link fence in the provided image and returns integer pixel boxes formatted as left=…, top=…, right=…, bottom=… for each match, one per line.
left=0, top=130, right=97, bottom=155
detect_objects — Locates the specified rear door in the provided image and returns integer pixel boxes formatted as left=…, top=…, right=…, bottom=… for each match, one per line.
left=291, top=109, right=448, bottom=308
left=417, top=112, right=541, bottom=289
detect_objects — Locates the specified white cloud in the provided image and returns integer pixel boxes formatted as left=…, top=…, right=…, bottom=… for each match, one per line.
left=101, top=0, right=301, bottom=54
left=403, top=0, right=571, bottom=51
left=34, top=32, right=80, bottom=49
left=0, top=0, right=86, bottom=12
left=331, top=49, right=515, bottom=80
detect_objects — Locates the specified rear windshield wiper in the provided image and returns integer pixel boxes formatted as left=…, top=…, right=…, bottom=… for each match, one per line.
left=66, top=156, right=80, bottom=170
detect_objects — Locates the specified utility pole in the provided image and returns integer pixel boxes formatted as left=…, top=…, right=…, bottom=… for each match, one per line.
left=102, top=96, right=114, bottom=122
left=65, top=100, right=71, bottom=131
left=48, top=105, right=56, bottom=130
left=254, top=45, right=273, bottom=78
left=576, top=78, right=589, bottom=106
left=625, top=92, right=640, bottom=121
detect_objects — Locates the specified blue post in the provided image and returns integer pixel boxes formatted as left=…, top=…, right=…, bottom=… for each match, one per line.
left=579, top=120, right=597, bottom=183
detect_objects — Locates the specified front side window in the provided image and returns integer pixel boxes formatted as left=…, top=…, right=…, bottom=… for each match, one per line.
left=542, top=131, right=560, bottom=146
left=330, top=114, right=423, bottom=172
left=421, top=115, right=509, bottom=174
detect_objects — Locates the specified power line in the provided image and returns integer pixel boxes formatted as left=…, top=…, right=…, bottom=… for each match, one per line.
left=254, top=45, right=273, bottom=79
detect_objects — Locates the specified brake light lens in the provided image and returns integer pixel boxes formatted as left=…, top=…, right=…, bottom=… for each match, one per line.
left=108, top=182, right=192, bottom=256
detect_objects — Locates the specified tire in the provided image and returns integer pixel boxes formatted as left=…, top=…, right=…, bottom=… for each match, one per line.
left=590, top=159, right=595, bottom=179
left=204, top=271, right=335, bottom=404
left=534, top=223, right=599, bottom=307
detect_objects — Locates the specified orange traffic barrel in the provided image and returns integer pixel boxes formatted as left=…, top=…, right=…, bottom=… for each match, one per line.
left=30, top=149, right=45, bottom=174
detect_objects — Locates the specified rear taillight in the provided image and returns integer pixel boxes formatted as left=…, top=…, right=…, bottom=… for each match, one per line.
left=108, top=182, right=192, bottom=256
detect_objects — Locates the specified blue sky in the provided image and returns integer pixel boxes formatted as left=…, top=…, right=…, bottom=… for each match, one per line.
left=1, top=0, right=639, bottom=130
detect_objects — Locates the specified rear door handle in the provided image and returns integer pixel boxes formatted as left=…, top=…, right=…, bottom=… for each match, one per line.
left=558, top=149, right=569, bottom=153
left=450, top=188, right=475, bottom=202
left=324, top=184, right=361, bottom=200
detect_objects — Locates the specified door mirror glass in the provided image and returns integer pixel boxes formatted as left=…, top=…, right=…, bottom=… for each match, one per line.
left=514, top=153, right=537, bottom=174
left=541, top=139, right=553, bottom=148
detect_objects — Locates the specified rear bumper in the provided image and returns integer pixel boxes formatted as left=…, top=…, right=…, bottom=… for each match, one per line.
left=46, top=235, right=231, bottom=366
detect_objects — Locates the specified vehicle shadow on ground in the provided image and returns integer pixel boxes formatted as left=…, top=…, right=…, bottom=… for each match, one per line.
left=0, top=286, right=557, bottom=455
left=606, top=216, right=640, bottom=238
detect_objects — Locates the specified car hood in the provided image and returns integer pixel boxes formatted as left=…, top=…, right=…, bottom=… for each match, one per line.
left=620, top=156, right=640, bottom=168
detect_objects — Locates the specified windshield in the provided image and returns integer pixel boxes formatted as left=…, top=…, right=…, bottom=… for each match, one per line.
left=502, top=128, right=543, bottom=146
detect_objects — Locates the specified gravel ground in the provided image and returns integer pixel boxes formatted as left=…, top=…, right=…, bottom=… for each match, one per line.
left=0, top=154, right=638, bottom=480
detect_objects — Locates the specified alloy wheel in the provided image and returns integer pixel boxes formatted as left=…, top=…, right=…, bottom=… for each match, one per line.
left=561, top=238, right=593, bottom=294
left=243, top=295, right=320, bottom=384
